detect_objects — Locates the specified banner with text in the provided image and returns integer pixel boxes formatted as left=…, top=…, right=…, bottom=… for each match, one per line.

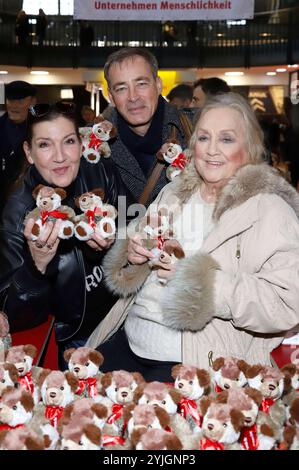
left=74, top=0, right=254, bottom=21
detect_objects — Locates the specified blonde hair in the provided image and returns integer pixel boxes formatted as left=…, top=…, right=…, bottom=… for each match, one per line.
left=189, top=92, right=265, bottom=164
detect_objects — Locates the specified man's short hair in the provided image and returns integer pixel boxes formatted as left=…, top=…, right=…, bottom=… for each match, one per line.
left=5, top=81, right=37, bottom=100
left=167, top=84, right=193, bottom=102
left=193, top=77, right=230, bottom=95
left=104, top=47, right=159, bottom=88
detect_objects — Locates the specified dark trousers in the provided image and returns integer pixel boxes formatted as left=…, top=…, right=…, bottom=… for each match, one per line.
left=97, top=328, right=177, bottom=382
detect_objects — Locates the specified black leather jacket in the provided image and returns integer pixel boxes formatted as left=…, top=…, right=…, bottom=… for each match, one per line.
left=0, top=157, right=129, bottom=343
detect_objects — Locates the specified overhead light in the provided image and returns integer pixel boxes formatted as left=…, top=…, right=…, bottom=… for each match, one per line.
left=288, top=64, right=298, bottom=68
left=60, top=88, right=74, bottom=100
left=0, top=71, right=8, bottom=74
left=225, top=71, right=244, bottom=76
left=266, top=72, right=277, bottom=76
left=260, top=32, right=271, bottom=37
left=276, top=68, right=287, bottom=72
left=217, top=33, right=225, bottom=37
left=30, top=70, right=49, bottom=75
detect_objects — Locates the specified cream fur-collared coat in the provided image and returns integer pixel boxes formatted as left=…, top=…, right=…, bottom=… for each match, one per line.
left=87, top=162, right=299, bottom=369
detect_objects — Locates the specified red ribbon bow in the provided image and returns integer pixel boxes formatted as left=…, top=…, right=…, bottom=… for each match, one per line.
left=45, top=405, right=64, bottom=428
left=155, top=235, right=165, bottom=250
left=260, top=397, right=275, bottom=413
left=107, top=404, right=124, bottom=425
left=171, top=152, right=188, bottom=170
left=200, top=437, right=225, bottom=451
left=18, top=371, right=34, bottom=395
left=240, top=423, right=258, bottom=450
left=214, top=384, right=223, bottom=393
left=178, top=398, right=202, bottom=428
left=89, top=133, right=103, bottom=150
left=41, top=210, right=68, bottom=226
left=86, top=207, right=108, bottom=228
left=75, top=377, right=98, bottom=398
left=102, top=435, right=125, bottom=447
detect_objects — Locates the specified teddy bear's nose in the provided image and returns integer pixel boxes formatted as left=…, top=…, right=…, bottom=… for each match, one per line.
left=42, top=201, right=47, bottom=205
left=268, top=384, right=276, bottom=391
left=223, top=383, right=230, bottom=389
left=50, top=392, right=56, bottom=398
left=208, top=423, right=214, bottom=431
left=74, top=367, right=80, bottom=373
left=121, top=391, right=128, bottom=398
left=178, top=382, right=184, bottom=389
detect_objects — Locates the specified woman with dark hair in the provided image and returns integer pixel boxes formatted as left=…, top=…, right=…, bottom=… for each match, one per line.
left=0, top=102, right=128, bottom=369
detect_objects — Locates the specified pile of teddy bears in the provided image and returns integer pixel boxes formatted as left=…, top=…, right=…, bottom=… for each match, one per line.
left=0, top=311, right=298, bottom=451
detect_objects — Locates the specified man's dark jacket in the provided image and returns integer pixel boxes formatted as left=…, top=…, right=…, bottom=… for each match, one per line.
left=104, top=101, right=188, bottom=205
left=0, top=157, right=128, bottom=343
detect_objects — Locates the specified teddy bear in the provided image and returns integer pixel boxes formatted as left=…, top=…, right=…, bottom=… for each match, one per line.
left=134, top=381, right=199, bottom=450
left=156, top=140, right=191, bottom=181
left=73, top=188, right=117, bottom=241
left=59, top=414, right=103, bottom=450
left=245, top=364, right=287, bottom=444
left=199, top=396, right=245, bottom=450
left=34, top=369, right=79, bottom=428
left=171, top=364, right=211, bottom=432
left=0, top=363, right=19, bottom=398
left=217, top=386, right=266, bottom=450
left=63, top=347, right=104, bottom=399
left=5, top=344, right=40, bottom=404
left=24, top=185, right=75, bottom=240
left=100, top=370, right=145, bottom=437
left=0, top=388, right=34, bottom=431
left=0, top=425, right=46, bottom=450
left=133, top=428, right=183, bottom=451
left=123, top=403, right=171, bottom=440
left=210, top=356, right=249, bottom=392
left=81, top=119, right=117, bottom=164
left=61, top=397, right=109, bottom=430
left=0, top=311, right=11, bottom=360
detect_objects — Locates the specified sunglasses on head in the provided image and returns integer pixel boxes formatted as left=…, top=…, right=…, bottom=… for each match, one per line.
left=28, top=101, right=76, bottom=119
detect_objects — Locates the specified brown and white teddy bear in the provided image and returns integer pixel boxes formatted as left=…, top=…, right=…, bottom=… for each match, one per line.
left=35, top=369, right=78, bottom=428
left=199, top=396, right=245, bottom=450
left=172, top=364, right=211, bottom=432
left=0, top=311, right=11, bottom=359
left=0, top=363, right=19, bottom=398
left=100, top=370, right=145, bottom=437
left=134, top=381, right=198, bottom=450
left=74, top=188, right=117, bottom=241
left=218, top=386, right=264, bottom=450
left=245, top=364, right=287, bottom=443
left=59, top=415, right=103, bottom=450
left=0, top=388, right=34, bottom=431
left=211, top=356, right=249, bottom=392
left=157, top=140, right=191, bottom=181
left=123, top=403, right=171, bottom=441
left=5, top=344, right=40, bottom=404
left=0, top=425, right=46, bottom=450
left=63, top=347, right=103, bottom=399
left=61, top=397, right=109, bottom=431
left=81, top=119, right=117, bottom=164
left=134, top=428, right=183, bottom=451
left=24, top=185, right=75, bottom=240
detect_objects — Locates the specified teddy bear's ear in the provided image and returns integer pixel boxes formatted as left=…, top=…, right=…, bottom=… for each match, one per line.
left=92, top=403, right=109, bottom=420
left=25, top=436, right=45, bottom=451
left=169, top=387, right=182, bottom=405
left=109, top=126, right=117, bottom=139
left=237, top=359, right=249, bottom=375
left=20, top=389, right=35, bottom=412
left=199, top=396, right=212, bottom=416
left=171, top=364, right=182, bottom=380
left=65, top=371, right=79, bottom=392
left=100, top=372, right=113, bottom=394
left=122, top=403, right=135, bottom=423
left=197, top=368, right=211, bottom=389
left=32, top=184, right=44, bottom=200
left=37, top=368, right=52, bottom=387
left=92, top=188, right=105, bottom=200
left=130, top=428, right=147, bottom=447
left=74, top=195, right=82, bottom=208
left=230, top=409, right=245, bottom=432
left=245, top=387, right=263, bottom=407
left=245, top=364, right=263, bottom=379
left=88, top=350, right=104, bottom=368
left=212, top=357, right=225, bottom=371
left=63, top=348, right=76, bottom=363
left=155, top=406, right=170, bottom=428
left=132, top=372, right=145, bottom=386
left=23, top=344, right=37, bottom=359
left=54, top=188, right=67, bottom=201
left=156, top=150, right=165, bottom=163
left=166, top=433, right=183, bottom=451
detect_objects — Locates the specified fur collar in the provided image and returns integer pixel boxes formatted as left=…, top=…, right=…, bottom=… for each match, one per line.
left=173, top=160, right=299, bottom=221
